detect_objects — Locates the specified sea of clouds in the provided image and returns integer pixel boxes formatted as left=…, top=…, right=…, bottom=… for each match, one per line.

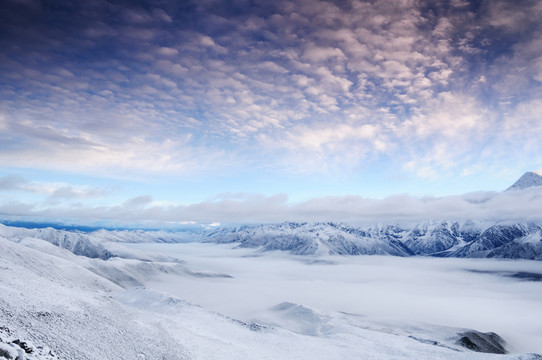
left=125, top=242, right=542, bottom=354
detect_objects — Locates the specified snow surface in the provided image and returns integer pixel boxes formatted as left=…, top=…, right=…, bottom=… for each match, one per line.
left=1, top=226, right=542, bottom=359
left=507, top=172, right=542, bottom=191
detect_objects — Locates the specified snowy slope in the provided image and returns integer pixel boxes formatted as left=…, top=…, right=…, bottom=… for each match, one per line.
left=1, top=234, right=541, bottom=359
left=0, top=224, right=197, bottom=259
left=0, top=236, right=188, bottom=359
left=0, top=224, right=112, bottom=259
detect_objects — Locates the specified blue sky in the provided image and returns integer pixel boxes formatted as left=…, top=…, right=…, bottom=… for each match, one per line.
left=1, top=0, right=542, bottom=226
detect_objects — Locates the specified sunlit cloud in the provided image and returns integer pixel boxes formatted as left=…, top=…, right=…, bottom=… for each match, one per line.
left=1, top=0, right=542, bottom=217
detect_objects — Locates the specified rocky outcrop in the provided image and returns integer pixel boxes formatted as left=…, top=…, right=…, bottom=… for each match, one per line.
left=0, top=326, right=58, bottom=360
left=457, top=330, right=507, bottom=354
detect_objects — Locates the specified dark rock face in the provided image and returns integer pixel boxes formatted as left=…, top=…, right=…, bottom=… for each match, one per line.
left=457, top=330, right=507, bottom=354
left=0, top=326, right=58, bottom=359
left=12, top=339, right=33, bottom=354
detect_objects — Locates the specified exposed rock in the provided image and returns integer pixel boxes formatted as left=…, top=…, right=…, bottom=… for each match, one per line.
left=457, top=330, right=507, bottom=354
left=0, top=327, right=58, bottom=360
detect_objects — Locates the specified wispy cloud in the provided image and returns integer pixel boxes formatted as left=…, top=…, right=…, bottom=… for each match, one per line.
left=0, top=174, right=27, bottom=191
left=0, top=175, right=107, bottom=201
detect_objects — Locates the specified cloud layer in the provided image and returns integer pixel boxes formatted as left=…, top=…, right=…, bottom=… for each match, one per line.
left=1, top=0, right=542, bottom=178
left=2, top=185, right=542, bottom=226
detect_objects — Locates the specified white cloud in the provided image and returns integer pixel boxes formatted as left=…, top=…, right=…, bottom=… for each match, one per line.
left=144, top=242, right=542, bottom=354
left=1, top=0, right=542, bottom=190
left=0, top=175, right=28, bottom=191
left=3, top=185, right=542, bottom=225
left=199, top=35, right=228, bottom=53
left=122, top=195, right=153, bottom=207
left=156, top=46, right=179, bottom=56
left=0, top=175, right=108, bottom=202
left=0, top=113, right=233, bottom=177
left=303, top=45, right=346, bottom=63
left=200, top=35, right=216, bottom=47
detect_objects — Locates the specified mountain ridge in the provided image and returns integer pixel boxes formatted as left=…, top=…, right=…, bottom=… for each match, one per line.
left=2, top=219, right=540, bottom=260
left=506, top=171, right=542, bottom=191
left=195, top=220, right=542, bottom=260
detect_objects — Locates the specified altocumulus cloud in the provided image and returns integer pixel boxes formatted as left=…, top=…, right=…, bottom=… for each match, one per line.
left=1, top=0, right=542, bottom=179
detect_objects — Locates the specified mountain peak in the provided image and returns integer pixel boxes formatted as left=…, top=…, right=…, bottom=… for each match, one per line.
left=506, top=171, right=542, bottom=191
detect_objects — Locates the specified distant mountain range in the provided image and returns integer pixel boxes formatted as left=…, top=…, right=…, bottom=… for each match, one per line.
left=196, top=221, right=542, bottom=260
left=1, top=172, right=541, bottom=260
left=2, top=219, right=541, bottom=260
left=193, top=171, right=542, bottom=260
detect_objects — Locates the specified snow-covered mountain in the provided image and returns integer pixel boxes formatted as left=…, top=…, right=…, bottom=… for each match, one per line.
left=193, top=221, right=542, bottom=260
left=0, top=224, right=112, bottom=259
left=199, top=222, right=414, bottom=256
left=486, top=228, right=542, bottom=260
left=3, top=219, right=540, bottom=260
left=0, top=224, right=195, bottom=260
left=397, top=220, right=481, bottom=255
left=449, top=223, right=540, bottom=259
left=197, top=221, right=469, bottom=257
left=507, top=171, right=542, bottom=191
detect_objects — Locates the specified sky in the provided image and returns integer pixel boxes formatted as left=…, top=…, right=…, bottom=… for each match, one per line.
left=1, top=0, right=542, bottom=226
